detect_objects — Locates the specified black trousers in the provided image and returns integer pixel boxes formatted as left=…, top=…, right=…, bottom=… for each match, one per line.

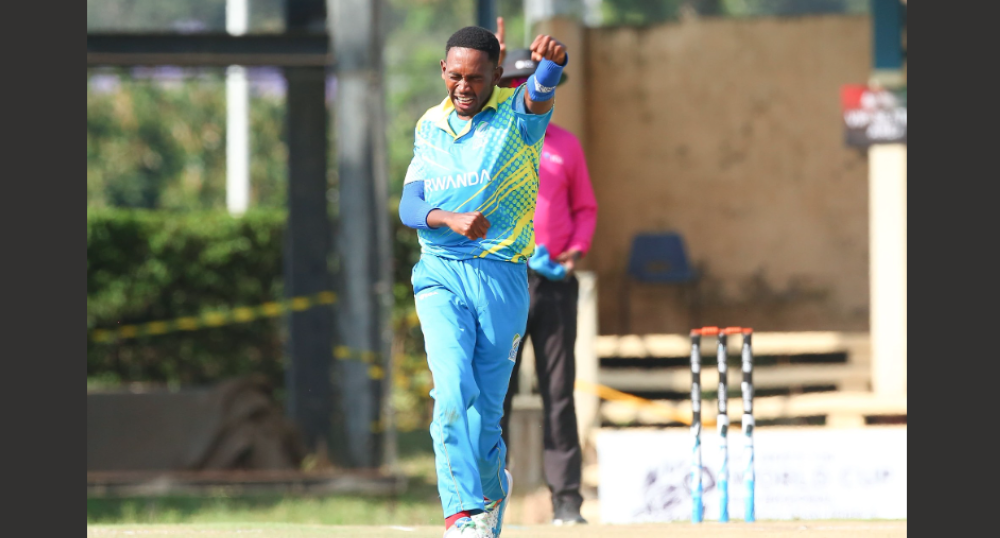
left=501, top=271, right=583, bottom=511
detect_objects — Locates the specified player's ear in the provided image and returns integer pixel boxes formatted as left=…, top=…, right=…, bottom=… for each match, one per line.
left=493, top=64, right=503, bottom=86
left=440, top=59, right=447, bottom=80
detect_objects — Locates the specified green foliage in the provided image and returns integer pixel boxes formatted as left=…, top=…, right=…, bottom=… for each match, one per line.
left=86, top=494, right=443, bottom=526
left=86, top=208, right=430, bottom=430
left=87, top=72, right=287, bottom=210
left=87, top=208, right=287, bottom=388
left=86, top=0, right=540, bottom=435
left=596, top=0, right=869, bottom=26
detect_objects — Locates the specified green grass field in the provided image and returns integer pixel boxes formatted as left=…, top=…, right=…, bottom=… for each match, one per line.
left=87, top=493, right=444, bottom=527
left=87, top=521, right=907, bottom=538
left=87, top=452, right=444, bottom=527
left=87, top=434, right=905, bottom=537
left=88, top=437, right=444, bottom=527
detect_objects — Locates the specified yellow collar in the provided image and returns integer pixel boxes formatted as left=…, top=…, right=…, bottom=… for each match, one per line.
left=435, top=86, right=513, bottom=138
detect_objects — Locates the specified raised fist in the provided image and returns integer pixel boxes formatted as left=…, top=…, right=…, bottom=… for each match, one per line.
left=529, top=34, right=567, bottom=65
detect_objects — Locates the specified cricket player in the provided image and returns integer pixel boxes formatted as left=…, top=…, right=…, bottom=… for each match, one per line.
left=397, top=25, right=568, bottom=538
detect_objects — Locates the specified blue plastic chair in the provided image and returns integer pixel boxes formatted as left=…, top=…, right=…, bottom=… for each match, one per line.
left=627, top=232, right=697, bottom=284
left=620, top=232, right=700, bottom=334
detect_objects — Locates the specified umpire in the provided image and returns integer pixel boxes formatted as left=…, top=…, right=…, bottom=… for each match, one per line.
left=497, top=47, right=599, bottom=526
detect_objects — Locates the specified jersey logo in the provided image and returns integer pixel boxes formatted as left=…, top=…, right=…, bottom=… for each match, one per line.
left=508, top=333, right=522, bottom=362
left=470, top=122, right=490, bottom=149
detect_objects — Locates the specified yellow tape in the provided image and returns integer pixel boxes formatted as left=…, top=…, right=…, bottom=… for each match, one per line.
left=88, top=291, right=338, bottom=343
left=260, top=302, right=282, bottom=317
left=176, top=317, right=199, bottom=331
left=333, top=345, right=384, bottom=364
left=202, top=312, right=227, bottom=326
left=92, top=329, right=112, bottom=343
left=90, top=290, right=389, bottom=378
left=574, top=378, right=713, bottom=427
left=146, top=321, right=169, bottom=335
left=231, top=307, right=255, bottom=322
left=391, top=379, right=705, bottom=435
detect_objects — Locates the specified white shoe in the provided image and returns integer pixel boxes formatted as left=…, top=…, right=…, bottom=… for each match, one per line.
left=443, top=514, right=495, bottom=538
left=484, top=469, right=513, bottom=536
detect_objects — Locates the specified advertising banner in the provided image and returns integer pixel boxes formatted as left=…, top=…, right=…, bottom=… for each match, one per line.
left=841, top=84, right=907, bottom=147
left=597, top=428, right=906, bottom=522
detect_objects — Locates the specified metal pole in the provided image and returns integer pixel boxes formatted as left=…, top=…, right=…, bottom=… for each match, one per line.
left=477, top=0, right=497, bottom=30
left=282, top=0, right=341, bottom=464
left=574, top=272, right=600, bottom=451
left=226, top=0, right=250, bottom=215
left=869, top=0, right=906, bottom=396
left=283, top=65, right=337, bottom=459
left=370, top=0, right=397, bottom=474
left=329, top=0, right=391, bottom=469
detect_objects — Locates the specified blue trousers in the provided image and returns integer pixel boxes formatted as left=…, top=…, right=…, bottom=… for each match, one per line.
left=412, top=254, right=528, bottom=517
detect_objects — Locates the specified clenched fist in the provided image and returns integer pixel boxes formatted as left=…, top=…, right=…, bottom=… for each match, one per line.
left=529, top=34, right=567, bottom=66
left=427, top=209, right=491, bottom=240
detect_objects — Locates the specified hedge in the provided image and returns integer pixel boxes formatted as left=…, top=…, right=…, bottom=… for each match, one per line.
left=87, top=207, right=433, bottom=431
left=87, top=208, right=287, bottom=388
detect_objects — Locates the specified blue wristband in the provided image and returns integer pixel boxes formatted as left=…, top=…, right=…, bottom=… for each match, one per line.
left=527, top=54, right=567, bottom=102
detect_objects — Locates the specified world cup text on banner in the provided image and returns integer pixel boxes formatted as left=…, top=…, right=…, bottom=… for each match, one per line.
left=596, top=428, right=906, bottom=522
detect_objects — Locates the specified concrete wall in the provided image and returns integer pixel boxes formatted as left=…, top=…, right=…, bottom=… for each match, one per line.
left=579, top=15, right=872, bottom=335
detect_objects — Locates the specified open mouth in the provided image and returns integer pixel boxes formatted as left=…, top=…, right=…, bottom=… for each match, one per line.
left=454, top=95, right=475, bottom=108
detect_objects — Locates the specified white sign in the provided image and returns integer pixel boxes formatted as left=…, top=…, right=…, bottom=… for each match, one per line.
left=596, top=428, right=906, bottom=522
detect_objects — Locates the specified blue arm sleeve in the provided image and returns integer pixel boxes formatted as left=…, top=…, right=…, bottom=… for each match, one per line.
left=513, top=84, right=553, bottom=146
left=399, top=181, right=437, bottom=230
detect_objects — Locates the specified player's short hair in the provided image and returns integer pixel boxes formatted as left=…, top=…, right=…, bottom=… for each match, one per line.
left=445, top=26, right=501, bottom=65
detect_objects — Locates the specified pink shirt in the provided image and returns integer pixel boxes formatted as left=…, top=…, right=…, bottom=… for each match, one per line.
left=534, top=123, right=598, bottom=259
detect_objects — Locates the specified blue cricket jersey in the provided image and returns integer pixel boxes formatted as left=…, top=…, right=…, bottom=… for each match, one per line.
left=403, top=85, right=553, bottom=263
